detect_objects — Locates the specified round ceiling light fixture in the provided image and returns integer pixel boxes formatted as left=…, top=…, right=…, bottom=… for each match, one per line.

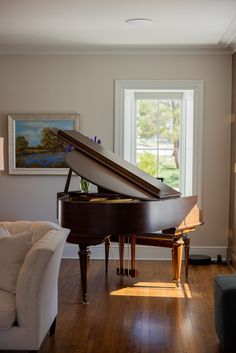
left=125, top=18, right=153, bottom=26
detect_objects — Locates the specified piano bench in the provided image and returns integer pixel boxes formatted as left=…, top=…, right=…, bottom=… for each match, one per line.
left=214, top=274, right=236, bottom=352
left=106, top=234, right=190, bottom=284
left=136, top=234, right=190, bottom=279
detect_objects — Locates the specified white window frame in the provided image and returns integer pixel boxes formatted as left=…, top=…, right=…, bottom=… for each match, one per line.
left=114, top=79, right=204, bottom=206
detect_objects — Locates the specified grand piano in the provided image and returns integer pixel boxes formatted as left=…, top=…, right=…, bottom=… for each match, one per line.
left=52, top=128, right=202, bottom=303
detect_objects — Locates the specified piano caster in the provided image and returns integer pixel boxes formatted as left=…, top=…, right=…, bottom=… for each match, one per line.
left=82, top=294, right=89, bottom=304
left=175, top=279, right=181, bottom=287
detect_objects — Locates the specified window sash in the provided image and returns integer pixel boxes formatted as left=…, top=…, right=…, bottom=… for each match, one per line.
left=114, top=79, right=204, bottom=206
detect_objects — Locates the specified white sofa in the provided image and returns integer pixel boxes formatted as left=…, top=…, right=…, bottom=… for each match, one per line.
left=0, top=221, right=70, bottom=351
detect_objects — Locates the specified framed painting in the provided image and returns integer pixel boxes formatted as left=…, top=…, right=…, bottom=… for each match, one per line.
left=8, top=114, right=80, bottom=175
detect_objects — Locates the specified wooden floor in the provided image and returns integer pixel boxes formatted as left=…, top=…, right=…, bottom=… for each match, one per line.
left=14, top=259, right=236, bottom=353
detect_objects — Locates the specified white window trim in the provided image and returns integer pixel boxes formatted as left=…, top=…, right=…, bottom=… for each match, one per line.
left=114, top=79, right=204, bottom=207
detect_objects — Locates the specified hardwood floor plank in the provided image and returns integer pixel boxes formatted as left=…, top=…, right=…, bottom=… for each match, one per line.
left=2, top=259, right=233, bottom=353
left=43, top=259, right=232, bottom=353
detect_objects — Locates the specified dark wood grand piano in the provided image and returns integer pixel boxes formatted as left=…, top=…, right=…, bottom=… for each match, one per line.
left=52, top=128, right=202, bottom=303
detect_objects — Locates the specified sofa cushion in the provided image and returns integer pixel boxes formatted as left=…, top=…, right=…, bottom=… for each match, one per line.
left=0, top=289, right=16, bottom=330
left=0, top=225, right=11, bottom=238
left=0, top=221, right=32, bottom=236
left=0, top=221, right=60, bottom=243
left=0, top=230, right=33, bottom=294
left=30, top=222, right=60, bottom=243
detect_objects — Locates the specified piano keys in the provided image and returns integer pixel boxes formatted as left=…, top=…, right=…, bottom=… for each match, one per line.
left=52, top=128, right=202, bottom=303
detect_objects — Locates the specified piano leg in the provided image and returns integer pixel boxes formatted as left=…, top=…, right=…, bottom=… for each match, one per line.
left=78, top=244, right=91, bottom=304
left=172, top=237, right=184, bottom=287
left=184, top=236, right=190, bottom=278
left=130, top=234, right=137, bottom=277
left=105, top=238, right=110, bottom=274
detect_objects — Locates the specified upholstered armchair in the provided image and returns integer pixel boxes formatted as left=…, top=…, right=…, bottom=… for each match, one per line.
left=0, top=221, right=70, bottom=351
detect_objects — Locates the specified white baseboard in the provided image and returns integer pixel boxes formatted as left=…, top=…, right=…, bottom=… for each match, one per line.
left=62, top=242, right=227, bottom=261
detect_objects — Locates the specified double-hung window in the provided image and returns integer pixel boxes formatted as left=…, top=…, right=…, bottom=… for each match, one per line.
left=115, top=80, right=203, bottom=204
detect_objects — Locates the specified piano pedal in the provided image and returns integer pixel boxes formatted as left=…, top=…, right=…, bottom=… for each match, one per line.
left=116, top=268, right=138, bottom=277
left=129, top=269, right=138, bottom=277
left=116, top=267, right=125, bottom=276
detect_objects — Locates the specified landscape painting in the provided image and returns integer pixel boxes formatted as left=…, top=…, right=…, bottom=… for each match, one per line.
left=8, top=114, right=79, bottom=174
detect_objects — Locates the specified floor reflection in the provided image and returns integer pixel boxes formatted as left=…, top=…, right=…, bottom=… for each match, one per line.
left=110, top=281, right=192, bottom=298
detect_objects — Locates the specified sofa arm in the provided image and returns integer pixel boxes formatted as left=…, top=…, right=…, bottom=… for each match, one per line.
left=15, top=228, right=69, bottom=343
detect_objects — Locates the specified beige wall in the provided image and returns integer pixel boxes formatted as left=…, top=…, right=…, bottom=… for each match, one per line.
left=228, top=54, right=236, bottom=265
left=0, top=53, right=232, bottom=258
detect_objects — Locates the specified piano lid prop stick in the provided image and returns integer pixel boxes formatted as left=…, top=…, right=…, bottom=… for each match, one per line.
left=64, top=168, right=73, bottom=193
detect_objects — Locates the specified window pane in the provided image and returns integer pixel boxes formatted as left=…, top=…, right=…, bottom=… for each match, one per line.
left=136, top=98, right=180, bottom=190
left=136, top=100, right=158, bottom=144
left=136, top=150, right=158, bottom=177
left=158, top=154, right=180, bottom=191
left=158, top=99, right=180, bottom=171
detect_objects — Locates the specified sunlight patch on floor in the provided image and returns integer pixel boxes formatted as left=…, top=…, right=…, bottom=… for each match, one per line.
left=110, top=282, right=192, bottom=298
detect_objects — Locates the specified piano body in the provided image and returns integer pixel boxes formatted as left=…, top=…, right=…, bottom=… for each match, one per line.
left=52, top=129, right=202, bottom=303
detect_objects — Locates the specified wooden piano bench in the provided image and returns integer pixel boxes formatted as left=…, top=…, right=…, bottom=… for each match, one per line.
left=106, top=233, right=190, bottom=286
left=136, top=233, right=190, bottom=281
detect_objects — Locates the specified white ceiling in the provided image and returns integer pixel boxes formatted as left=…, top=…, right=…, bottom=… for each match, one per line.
left=0, top=0, right=236, bottom=53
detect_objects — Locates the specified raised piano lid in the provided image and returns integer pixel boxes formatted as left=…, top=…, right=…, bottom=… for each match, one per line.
left=51, top=128, right=181, bottom=200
